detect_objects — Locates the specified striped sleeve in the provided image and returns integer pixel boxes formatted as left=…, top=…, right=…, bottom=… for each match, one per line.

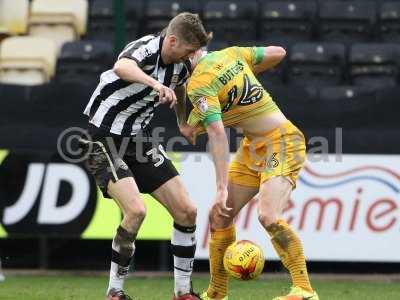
left=118, top=36, right=158, bottom=68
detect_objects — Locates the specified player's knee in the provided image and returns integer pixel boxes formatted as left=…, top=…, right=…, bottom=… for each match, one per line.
left=258, top=210, right=278, bottom=228
left=185, top=204, right=197, bottom=224
left=175, top=203, right=197, bottom=225
left=125, top=202, right=147, bottom=224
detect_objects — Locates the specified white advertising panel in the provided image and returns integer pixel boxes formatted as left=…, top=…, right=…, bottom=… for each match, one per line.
left=180, top=153, right=400, bottom=262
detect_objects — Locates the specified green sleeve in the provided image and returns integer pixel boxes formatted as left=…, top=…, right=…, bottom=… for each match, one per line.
left=203, top=113, right=222, bottom=127
left=254, top=47, right=264, bottom=65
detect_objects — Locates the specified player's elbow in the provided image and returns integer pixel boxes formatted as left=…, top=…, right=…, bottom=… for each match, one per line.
left=254, top=46, right=286, bottom=73
left=264, top=46, right=286, bottom=62
left=113, top=58, right=137, bottom=78
left=113, top=61, right=125, bottom=77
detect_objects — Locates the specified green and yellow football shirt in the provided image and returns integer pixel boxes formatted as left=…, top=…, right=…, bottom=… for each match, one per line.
left=187, top=47, right=281, bottom=134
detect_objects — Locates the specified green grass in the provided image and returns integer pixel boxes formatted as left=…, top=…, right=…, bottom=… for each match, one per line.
left=0, top=275, right=399, bottom=300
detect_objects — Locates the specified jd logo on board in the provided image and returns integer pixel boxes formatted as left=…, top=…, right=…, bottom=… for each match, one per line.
left=0, top=153, right=97, bottom=236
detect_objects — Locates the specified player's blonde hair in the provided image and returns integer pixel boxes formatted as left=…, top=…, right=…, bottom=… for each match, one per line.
left=166, top=12, right=211, bottom=47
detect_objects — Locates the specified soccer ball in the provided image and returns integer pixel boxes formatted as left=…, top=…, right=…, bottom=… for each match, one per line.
left=223, top=240, right=265, bottom=280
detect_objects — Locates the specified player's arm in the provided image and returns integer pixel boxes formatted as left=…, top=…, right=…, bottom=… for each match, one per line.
left=207, top=120, right=230, bottom=192
left=180, top=89, right=232, bottom=216
left=174, top=84, right=187, bottom=125
left=206, top=120, right=231, bottom=217
left=252, top=46, right=286, bottom=74
left=113, top=58, right=158, bottom=87
left=174, top=84, right=197, bottom=144
left=113, top=58, right=177, bottom=106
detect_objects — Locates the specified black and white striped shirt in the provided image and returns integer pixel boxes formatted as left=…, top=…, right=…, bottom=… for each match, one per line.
left=83, top=35, right=191, bottom=136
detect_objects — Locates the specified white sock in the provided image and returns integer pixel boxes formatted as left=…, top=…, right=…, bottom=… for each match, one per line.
left=107, top=226, right=136, bottom=294
left=0, top=258, right=4, bottom=282
left=171, top=223, right=197, bottom=297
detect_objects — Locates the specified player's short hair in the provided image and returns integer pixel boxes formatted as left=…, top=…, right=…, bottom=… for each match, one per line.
left=166, top=12, right=211, bottom=48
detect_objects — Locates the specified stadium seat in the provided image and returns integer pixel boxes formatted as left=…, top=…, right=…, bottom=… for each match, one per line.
left=259, top=66, right=286, bottom=86
left=143, top=0, right=201, bottom=35
left=87, top=0, right=113, bottom=41
left=204, top=0, right=258, bottom=42
left=379, top=2, right=400, bottom=42
left=87, top=0, right=119, bottom=42
left=88, top=0, right=116, bottom=42
left=0, top=36, right=56, bottom=85
left=0, top=0, right=29, bottom=35
left=319, top=1, right=376, bottom=43
left=55, top=40, right=113, bottom=84
left=349, top=43, right=400, bottom=89
left=288, top=42, right=346, bottom=87
left=29, top=0, right=88, bottom=52
left=267, top=84, right=318, bottom=128
left=125, top=0, right=144, bottom=40
left=87, top=0, right=144, bottom=43
left=260, top=1, right=316, bottom=44
left=318, top=85, right=376, bottom=127
left=375, top=86, right=400, bottom=125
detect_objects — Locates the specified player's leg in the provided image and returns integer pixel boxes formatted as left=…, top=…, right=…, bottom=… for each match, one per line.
left=0, top=255, right=5, bottom=282
left=204, top=181, right=258, bottom=300
left=258, top=177, right=312, bottom=290
left=258, top=176, right=318, bottom=300
left=108, top=178, right=146, bottom=235
left=129, top=142, right=199, bottom=299
left=201, top=143, right=260, bottom=300
left=256, top=121, right=318, bottom=300
left=151, top=175, right=198, bottom=298
left=81, top=138, right=145, bottom=299
left=106, top=177, right=146, bottom=295
left=152, top=175, right=196, bottom=226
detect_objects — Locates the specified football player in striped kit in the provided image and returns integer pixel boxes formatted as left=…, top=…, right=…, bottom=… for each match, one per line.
left=81, top=13, right=211, bottom=300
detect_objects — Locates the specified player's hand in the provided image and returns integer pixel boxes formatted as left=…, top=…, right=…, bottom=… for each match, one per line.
left=153, top=83, right=177, bottom=108
left=212, top=188, right=232, bottom=218
left=179, top=123, right=196, bottom=145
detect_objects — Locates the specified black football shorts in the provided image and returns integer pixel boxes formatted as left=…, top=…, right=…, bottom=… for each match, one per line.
left=80, top=125, right=179, bottom=198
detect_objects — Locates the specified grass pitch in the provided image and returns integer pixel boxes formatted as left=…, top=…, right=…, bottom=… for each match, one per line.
left=0, top=274, right=399, bottom=300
